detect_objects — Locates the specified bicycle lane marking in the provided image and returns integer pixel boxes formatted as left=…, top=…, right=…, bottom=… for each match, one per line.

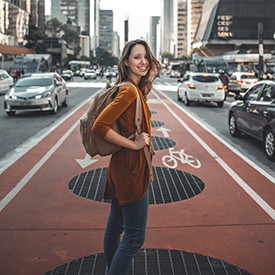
left=151, top=89, right=275, bottom=221
left=0, top=119, right=79, bottom=213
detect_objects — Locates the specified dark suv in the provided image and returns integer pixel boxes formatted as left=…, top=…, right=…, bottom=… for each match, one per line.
left=228, top=80, right=275, bottom=161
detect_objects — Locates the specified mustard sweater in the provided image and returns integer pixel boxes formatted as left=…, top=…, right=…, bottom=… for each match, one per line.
left=92, top=79, right=152, bottom=205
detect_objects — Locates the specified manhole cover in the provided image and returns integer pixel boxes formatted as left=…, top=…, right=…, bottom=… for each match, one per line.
left=43, top=249, right=251, bottom=275
left=151, top=136, right=176, bottom=151
left=151, top=120, right=165, bottom=128
left=68, top=167, right=204, bottom=204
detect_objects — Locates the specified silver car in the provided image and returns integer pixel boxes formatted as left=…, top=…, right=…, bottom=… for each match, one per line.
left=4, top=72, right=68, bottom=116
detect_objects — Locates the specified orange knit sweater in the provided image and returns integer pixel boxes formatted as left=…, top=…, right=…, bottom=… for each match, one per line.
left=92, top=79, right=152, bottom=205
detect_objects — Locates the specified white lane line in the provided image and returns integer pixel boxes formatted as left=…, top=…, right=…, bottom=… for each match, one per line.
left=0, top=93, right=97, bottom=174
left=152, top=90, right=275, bottom=221
left=0, top=119, right=79, bottom=212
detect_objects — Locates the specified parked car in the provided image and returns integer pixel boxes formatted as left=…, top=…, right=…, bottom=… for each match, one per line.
left=170, top=70, right=181, bottom=78
left=177, top=72, right=226, bottom=107
left=4, top=72, right=68, bottom=116
left=84, top=69, right=97, bottom=80
left=61, top=70, right=74, bottom=81
left=227, top=72, right=258, bottom=94
left=0, top=69, right=13, bottom=94
left=228, top=80, right=275, bottom=161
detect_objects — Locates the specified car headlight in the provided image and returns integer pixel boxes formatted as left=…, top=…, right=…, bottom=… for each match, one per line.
left=36, top=91, right=51, bottom=99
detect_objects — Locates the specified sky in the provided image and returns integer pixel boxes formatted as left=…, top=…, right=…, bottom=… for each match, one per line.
left=45, top=0, right=161, bottom=49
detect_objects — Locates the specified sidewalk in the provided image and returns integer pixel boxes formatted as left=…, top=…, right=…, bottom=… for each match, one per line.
left=0, top=88, right=274, bottom=275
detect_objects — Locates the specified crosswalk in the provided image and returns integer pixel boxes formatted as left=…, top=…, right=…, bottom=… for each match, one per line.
left=66, top=76, right=179, bottom=92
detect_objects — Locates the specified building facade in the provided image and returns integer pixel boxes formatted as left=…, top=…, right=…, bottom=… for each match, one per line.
left=187, top=0, right=205, bottom=54
left=29, top=0, right=45, bottom=28
left=99, top=9, right=113, bottom=53
left=160, top=0, right=174, bottom=55
left=175, top=0, right=187, bottom=58
left=149, top=16, right=160, bottom=58
left=193, top=0, right=275, bottom=72
left=51, top=0, right=90, bottom=35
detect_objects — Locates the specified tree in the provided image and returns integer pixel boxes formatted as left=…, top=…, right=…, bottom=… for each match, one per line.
left=96, top=47, right=118, bottom=67
left=24, top=24, right=47, bottom=53
left=162, top=51, right=174, bottom=63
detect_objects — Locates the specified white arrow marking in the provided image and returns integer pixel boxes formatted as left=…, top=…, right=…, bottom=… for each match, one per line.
left=156, top=127, right=171, bottom=138
left=76, top=154, right=98, bottom=169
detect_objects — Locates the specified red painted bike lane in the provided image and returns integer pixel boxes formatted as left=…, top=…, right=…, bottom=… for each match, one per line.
left=0, top=88, right=274, bottom=275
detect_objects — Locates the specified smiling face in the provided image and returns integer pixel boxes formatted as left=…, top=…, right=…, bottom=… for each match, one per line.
left=124, top=44, right=149, bottom=84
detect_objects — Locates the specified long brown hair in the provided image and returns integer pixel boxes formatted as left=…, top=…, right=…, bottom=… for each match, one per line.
left=114, top=39, right=161, bottom=98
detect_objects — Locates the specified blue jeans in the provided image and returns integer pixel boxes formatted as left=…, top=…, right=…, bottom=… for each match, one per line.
left=104, top=191, right=149, bottom=275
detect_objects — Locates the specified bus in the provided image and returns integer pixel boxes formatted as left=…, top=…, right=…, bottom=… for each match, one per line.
left=191, top=55, right=228, bottom=74
left=12, top=54, right=52, bottom=74
left=68, top=60, right=90, bottom=75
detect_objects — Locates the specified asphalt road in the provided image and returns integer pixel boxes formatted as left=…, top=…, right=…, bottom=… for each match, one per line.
left=0, top=74, right=274, bottom=178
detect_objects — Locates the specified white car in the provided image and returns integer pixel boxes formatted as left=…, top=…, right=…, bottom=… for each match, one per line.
left=177, top=72, right=226, bottom=107
left=0, top=70, right=13, bottom=94
left=227, top=72, right=258, bottom=94
left=84, top=69, right=97, bottom=80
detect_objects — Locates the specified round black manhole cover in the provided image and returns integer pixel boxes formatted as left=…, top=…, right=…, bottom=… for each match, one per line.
left=151, top=120, right=165, bottom=128
left=43, top=249, right=252, bottom=275
left=151, top=136, right=176, bottom=151
left=68, top=166, right=205, bottom=204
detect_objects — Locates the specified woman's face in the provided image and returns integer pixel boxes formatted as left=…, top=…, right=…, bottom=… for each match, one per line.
left=125, top=44, right=149, bottom=83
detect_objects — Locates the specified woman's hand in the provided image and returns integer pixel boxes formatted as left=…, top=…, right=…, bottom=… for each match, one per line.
left=133, top=132, right=150, bottom=150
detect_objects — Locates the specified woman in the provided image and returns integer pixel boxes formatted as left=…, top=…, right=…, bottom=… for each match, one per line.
left=92, top=39, right=161, bottom=274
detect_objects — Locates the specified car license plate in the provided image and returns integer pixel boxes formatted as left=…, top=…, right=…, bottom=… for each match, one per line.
left=202, top=94, right=213, bottom=97
left=20, top=101, right=31, bottom=105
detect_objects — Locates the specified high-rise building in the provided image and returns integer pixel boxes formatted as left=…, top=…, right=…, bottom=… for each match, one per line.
left=99, top=9, right=113, bottom=53
left=113, top=31, right=120, bottom=58
left=29, top=0, right=45, bottom=28
left=90, top=0, right=100, bottom=58
left=160, top=0, right=174, bottom=55
left=187, top=0, right=205, bottom=54
left=149, top=16, right=160, bottom=58
left=51, top=0, right=90, bottom=35
left=175, top=0, right=187, bottom=57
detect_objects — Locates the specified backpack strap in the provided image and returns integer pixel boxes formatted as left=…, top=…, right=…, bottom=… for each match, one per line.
left=118, top=81, right=154, bottom=182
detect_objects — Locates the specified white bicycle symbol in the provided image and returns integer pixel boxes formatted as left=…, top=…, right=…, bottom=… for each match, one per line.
left=162, top=148, right=201, bottom=169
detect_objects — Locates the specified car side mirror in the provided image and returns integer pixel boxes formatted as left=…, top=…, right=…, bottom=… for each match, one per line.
left=234, top=94, right=243, bottom=100
left=178, top=79, right=183, bottom=82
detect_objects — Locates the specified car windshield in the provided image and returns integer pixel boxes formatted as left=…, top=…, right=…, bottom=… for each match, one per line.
left=87, top=70, right=95, bottom=73
left=15, top=77, right=52, bottom=88
left=192, top=75, right=219, bottom=82
left=241, top=74, right=256, bottom=79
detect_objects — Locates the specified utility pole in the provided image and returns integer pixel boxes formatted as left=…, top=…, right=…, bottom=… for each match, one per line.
left=258, top=22, right=264, bottom=79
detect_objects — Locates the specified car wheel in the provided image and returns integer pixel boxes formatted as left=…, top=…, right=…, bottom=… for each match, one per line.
left=264, top=129, right=275, bottom=161
left=6, top=111, right=16, bottom=116
left=217, top=101, right=224, bottom=107
left=177, top=91, right=182, bottom=101
left=229, top=113, right=241, bottom=137
left=52, top=98, right=58, bottom=114
left=62, top=92, right=69, bottom=107
left=184, top=94, right=191, bottom=106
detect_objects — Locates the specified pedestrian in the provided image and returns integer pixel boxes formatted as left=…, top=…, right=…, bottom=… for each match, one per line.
left=92, top=39, right=161, bottom=275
